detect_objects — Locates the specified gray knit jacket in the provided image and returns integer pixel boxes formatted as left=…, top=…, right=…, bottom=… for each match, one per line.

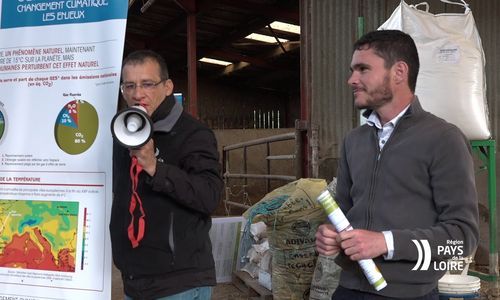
left=334, top=98, right=479, bottom=298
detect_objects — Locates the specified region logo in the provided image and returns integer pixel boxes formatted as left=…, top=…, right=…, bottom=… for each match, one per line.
left=411, top=239, right=465, bottom=271
left=411, top=239, right=431, bottom=270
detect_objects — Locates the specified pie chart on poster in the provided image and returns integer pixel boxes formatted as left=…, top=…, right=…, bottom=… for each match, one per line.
left=0, top=105, right=6, bottom=145
left=54, top=100, right=98, bottom=155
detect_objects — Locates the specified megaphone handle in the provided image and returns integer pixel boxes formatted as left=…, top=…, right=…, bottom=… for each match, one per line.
left=128, top=156, right=146, bottom=248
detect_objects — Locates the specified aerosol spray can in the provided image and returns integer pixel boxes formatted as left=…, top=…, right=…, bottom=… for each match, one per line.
left=317, top=189, right=387, bottom=291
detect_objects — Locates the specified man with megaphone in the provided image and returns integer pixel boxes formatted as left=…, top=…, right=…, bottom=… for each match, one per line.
left=110, top=50, right=223, bottom=300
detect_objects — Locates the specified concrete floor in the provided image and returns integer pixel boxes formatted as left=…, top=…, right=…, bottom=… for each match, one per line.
left=111, top=265, right=123, bottom=300
left=112, top=264, right=500, bottom=300
left=111, top=265, right=248, bottom=300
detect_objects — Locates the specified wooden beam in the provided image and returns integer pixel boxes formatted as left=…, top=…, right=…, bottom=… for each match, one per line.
left=187, top=13, right=198, bottom=118
left=140, top=0, right=157, bottom=13
left=300, top=0, right=311, bottom=177
left=152, top=0, right=218, bottom=45
left=220, top=62, right=251, bottom=76
left=174, top=0, right=196, bottom=13
left=265, top=41, right=300, bottom=58
left=217, top=41, right=300, bottom=77
left=218, top=0, right=299, bottom=24
left=168, top=16, right=271, bottom=71
left=203, top=18, right=271, bottom=53
left=208, top=49, right=269, bottom=68
left=300, top=0, right=310, bottom=122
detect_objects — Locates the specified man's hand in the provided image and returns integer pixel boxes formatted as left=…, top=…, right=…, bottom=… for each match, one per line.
left=316, top=224, right=341, bottom=256
left=130, top=139, right=157, bottom=176
left=337, top=229, right=387, bottom=261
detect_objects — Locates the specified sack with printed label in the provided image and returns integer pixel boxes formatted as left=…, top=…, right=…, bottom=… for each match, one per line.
left=379, top=0, right=490, bottom=140
left=309, top=179, right=341, bottom=300
left=243, top=178, right=327, bottom=300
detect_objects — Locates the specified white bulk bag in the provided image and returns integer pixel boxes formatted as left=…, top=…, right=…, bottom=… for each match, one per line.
left=379, top=0, right=490, bottom=140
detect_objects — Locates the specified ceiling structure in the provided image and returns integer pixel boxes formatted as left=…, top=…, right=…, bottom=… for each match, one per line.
left=125, top=0, right=300, bottom=95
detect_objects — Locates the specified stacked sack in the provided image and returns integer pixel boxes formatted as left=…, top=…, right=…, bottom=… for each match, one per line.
left=243, top=178, right=327, bottom=300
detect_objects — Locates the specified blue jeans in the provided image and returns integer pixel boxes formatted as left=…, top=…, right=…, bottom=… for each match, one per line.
left=125, top=286, right=212, bottom=300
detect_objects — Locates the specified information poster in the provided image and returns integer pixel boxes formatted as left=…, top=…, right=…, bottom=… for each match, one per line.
left=0, top=1, right=127, bottom=299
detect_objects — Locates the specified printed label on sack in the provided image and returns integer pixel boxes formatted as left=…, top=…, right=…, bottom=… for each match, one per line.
left=436, top=45, right=460, bottom=64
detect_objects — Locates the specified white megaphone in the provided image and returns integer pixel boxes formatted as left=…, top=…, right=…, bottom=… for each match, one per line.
left=111, top=105, right=153, bottom=148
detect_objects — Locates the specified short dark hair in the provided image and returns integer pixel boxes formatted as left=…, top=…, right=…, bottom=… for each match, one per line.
left=354, top=30, right=419, bottom=92
left=122, top=49, right=169, bottom=80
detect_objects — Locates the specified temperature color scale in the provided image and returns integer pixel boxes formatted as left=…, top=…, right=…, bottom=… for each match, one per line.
left=81, top=207, right=89, bottom=270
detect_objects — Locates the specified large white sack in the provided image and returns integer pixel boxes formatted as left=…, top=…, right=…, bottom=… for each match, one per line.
left=379, top=0, right=490, bottom=140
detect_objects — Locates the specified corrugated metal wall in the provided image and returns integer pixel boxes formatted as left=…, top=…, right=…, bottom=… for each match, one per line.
left=303, top=0, right=500, bottom=178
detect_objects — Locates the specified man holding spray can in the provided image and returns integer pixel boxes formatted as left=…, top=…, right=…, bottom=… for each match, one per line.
left=315, top=30, right=479, bottom=299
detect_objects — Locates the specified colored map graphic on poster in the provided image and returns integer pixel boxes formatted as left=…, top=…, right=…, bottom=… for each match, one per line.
left=0, top=200, right=79, bottom=272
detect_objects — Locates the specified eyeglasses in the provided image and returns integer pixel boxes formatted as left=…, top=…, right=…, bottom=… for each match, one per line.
left=120, top=80, right=165, bottom=94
